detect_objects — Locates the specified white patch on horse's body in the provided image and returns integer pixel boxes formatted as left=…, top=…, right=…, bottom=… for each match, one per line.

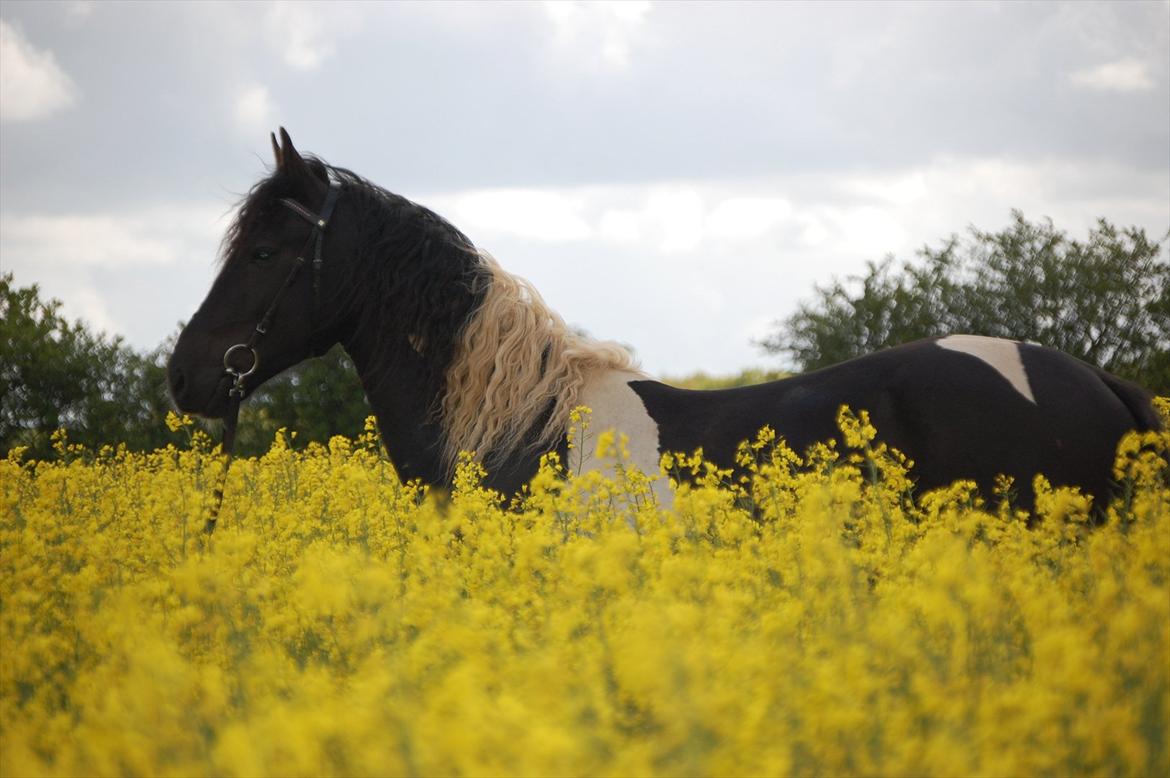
left=936, top=334, right=1036, bottom=404
left=575, top=368, right=672, bottom=506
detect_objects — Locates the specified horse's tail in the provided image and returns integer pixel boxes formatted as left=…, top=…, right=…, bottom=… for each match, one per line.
left=1095, top=368, right=1162, bottom=431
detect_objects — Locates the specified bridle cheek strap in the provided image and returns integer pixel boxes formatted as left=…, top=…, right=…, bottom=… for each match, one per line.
left=280, top=177, right=342, bottom=357
left=204, top=175, right=341, bottom=534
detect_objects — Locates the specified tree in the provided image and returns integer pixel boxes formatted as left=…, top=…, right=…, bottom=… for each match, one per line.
left=1, top=273, right=173, bottom=458
left=231, top=345, right=372, bottom=457
left=1, top=274, right=371, bottom=459
left=760, top=212, right=1170, bottom=393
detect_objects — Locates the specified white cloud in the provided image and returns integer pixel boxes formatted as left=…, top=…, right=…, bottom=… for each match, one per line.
left=435, top=185, right=801, bottom=255
left=542, top=0, right=652, bottom=72
left=844, top=172, right=928, bottom=207
left=432, top=189, right=592, bottom=243
left=828, top=205, right=909, bottom=261
left=0, top=205, right=226, bottom=268
left=266, top=3, right=335, bottom=71
left=70, top=286, right=120, bottom=335
left=1070, top=57, right=1156, bottom=92
left=423, top=155, right=1169, bottom=265
left=413, top=155, right=1167, bottom=375
left=708, top=197, right=794, bottom=240
left=1, top=204, right=228, bottom=345
left=2, top=214, right=174, bottom=265
left=597, top=208, right=642, bottom=245
left=644, top=186, right=706, bottom=253
left=0, top=18, right=78, bottom=122
left=2, top=155, right=1163, bottom=373
left=233, top=83, right=275, bottom=134
left=64, top=2, right=95, bottom=22
left=798, top=217, right=829, bottom=248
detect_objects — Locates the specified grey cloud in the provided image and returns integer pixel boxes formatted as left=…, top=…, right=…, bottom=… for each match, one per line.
left=0, top=1, right=1166, bottom=372
left=2, top=1, right=1167, bottom=208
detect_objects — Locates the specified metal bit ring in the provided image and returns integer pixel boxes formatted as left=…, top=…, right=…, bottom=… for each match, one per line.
left=223, top=344, right=259, bottom=378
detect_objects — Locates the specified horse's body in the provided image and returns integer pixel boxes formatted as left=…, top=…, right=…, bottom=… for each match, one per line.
left=624, top=336, right=1156, bottom=506
left=169, top=130, right=1158, bottom=511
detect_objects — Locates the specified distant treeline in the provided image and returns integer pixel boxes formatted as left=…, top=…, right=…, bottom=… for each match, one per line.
left=2, top=276, right=371, bottom=460
left=760, top=211, right=1169, bottom=392
left=2, top=212, right=1166, bottom=459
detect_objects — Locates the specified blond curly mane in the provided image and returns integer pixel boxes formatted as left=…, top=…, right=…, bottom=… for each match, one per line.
left=440, top=252, right=638, bottom=472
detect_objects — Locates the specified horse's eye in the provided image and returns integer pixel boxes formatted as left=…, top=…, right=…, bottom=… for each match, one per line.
left=251, top=246, right=275, bottom=262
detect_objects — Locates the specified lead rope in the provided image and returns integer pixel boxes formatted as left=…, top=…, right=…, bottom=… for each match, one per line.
left=204, top=366, right=248, bottom=533
left=203, top=176, right=341, bottom=534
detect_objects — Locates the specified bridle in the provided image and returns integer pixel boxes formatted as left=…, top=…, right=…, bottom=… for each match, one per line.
left=205, top=174, right=342, bottom=533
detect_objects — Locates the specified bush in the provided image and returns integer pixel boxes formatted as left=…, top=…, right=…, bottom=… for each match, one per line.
left=761, top=212, right=1170, bottom=393
left=0, top=273, right=370, bottom=459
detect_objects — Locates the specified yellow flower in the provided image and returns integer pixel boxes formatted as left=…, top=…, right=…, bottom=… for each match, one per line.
left=1, top=402, right=1167, bottom=776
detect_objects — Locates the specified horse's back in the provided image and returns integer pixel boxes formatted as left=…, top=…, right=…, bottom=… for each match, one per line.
left=628, top=336, right=1157, bottom=506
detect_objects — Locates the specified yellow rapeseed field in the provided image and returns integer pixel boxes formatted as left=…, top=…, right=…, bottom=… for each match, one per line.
left=2, top=405, right=1168, bottom=777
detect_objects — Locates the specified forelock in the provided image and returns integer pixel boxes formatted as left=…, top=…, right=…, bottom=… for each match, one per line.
left=218, top=156, right=332, bottom=267
left=219, top=174, right=286, bottom=267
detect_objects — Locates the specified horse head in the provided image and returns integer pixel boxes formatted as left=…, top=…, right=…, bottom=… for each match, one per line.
left=168, top=129, right=353, bottom=418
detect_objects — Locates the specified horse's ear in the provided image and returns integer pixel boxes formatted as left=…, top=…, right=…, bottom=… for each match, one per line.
left=270, top=132, right=283, bottom=168
left=276, top=127, right=307, bottom=176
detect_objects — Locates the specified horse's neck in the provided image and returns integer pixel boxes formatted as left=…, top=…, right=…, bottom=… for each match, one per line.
left=344, top=337, right=448, bottom=486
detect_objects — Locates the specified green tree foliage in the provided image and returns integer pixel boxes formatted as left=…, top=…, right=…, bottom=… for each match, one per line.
left=666, top=367, right=789, bottom=390
left=1, top=273, right=371, bottom=459
left=760, top=212, right=1170, bottom=393
left=232, top=345, right=372, bottom=457
left=1, top=273, right=173, bottom=458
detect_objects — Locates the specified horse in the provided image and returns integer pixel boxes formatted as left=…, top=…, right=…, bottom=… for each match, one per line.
left=168, top=129, right=1159, bottom=512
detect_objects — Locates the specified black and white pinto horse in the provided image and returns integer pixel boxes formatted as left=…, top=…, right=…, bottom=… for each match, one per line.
left=169, top=130, right=1159, bottom=510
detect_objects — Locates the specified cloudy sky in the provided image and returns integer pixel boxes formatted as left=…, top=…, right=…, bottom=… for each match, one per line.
left=2, top=1, right=1168, bottom=377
